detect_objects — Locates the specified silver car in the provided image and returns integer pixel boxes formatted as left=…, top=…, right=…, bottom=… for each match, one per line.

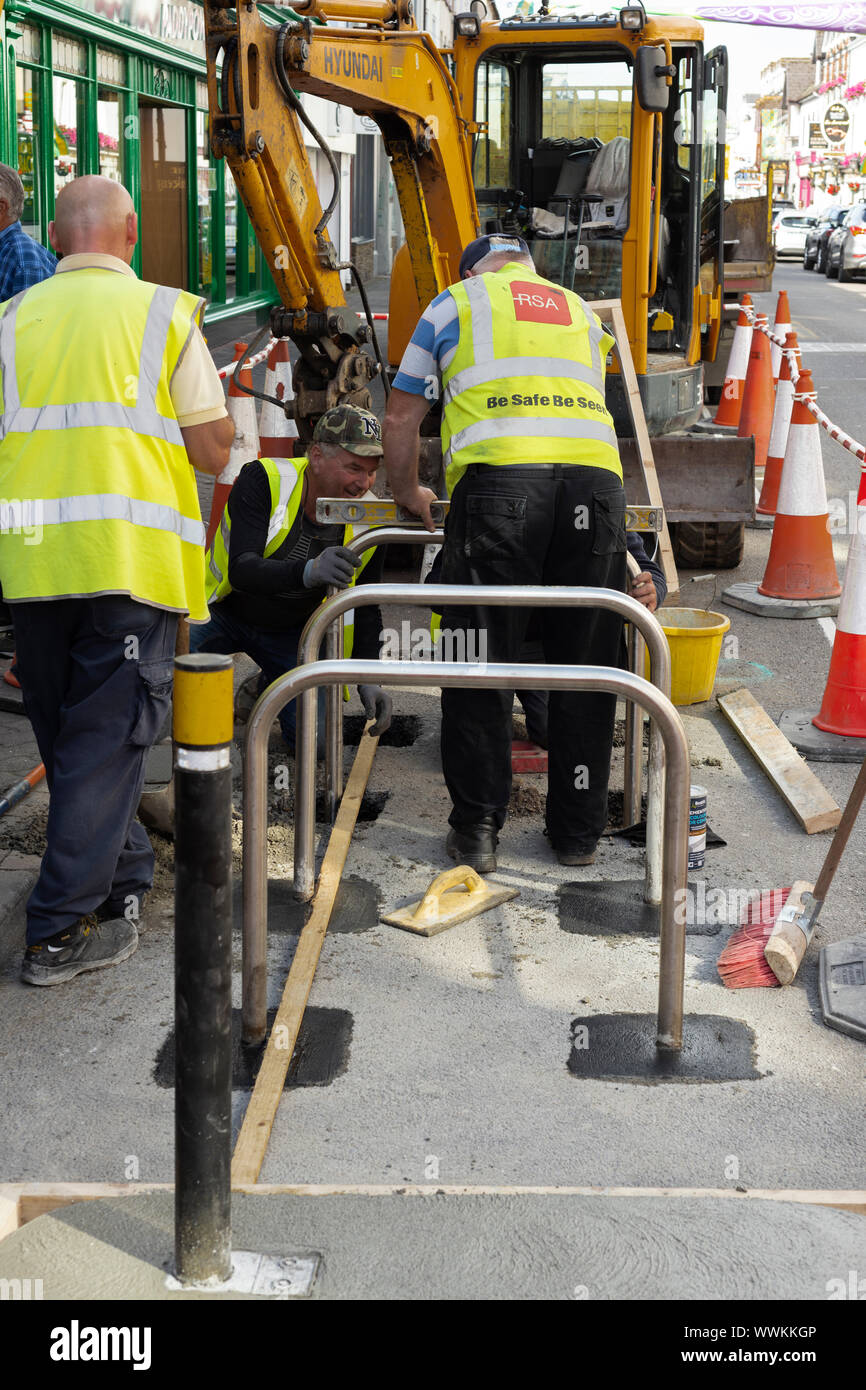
left=826, top=201, right=866, bottom=282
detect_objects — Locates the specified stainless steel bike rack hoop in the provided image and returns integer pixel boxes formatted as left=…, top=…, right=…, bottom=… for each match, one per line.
left=323, top=528, right=445, bottom=824
left=297, top=583, right=671, bottom=905
left=243, top=657, right=689, bottom=1052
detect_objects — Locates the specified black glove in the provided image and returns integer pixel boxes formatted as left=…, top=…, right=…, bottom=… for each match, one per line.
left=302, top=546, right=362, bottom=590
left=358, top=684, right=393, bottom=736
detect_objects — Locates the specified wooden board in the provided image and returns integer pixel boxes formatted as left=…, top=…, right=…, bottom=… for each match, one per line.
left=231, top=729, right=380, bottom=1187
left=587, top=299, right=679, bottom=600
left=718, top=688, right=842, bottom=834
left=3, top=1183, right=866, bottom=1242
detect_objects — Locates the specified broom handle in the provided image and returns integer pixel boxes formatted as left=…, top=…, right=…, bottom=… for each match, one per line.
left=813, top=753, right=866, bottom=904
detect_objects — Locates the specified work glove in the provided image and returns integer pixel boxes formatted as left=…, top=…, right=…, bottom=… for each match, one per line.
left=358, top=684, right=393, bottom=737
left=302, top=546, right=362, bottom=590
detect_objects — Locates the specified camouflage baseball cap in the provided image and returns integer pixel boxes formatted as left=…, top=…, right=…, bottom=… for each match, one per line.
left=313, top=405, right=383, bottom=456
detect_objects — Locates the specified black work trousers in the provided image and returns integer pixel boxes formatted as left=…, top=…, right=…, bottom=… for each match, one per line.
left=439, top=463, right=627, bottom=849
left=12, top=596, right=177, bottom=943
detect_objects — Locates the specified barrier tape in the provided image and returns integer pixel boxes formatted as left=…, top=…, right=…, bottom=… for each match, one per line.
left=215, top=337, right=277, bottom=380
left=743, top=303, right=866, bottom=466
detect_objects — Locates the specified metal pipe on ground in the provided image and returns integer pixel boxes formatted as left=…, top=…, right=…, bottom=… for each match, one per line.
left=295, top=583, right=671, bottom=904
left=243, top=656, right=688, bottom=1051
left=173, top=653, right=235, bottom=1285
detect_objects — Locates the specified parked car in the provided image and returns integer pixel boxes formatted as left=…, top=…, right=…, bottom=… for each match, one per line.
left=825, top=201, right=866, bottom=282
left=772, top=199, right=795, bottom=219
left=803, top=206, right=848, bottom=272
left=772, top=211, right=818, bottom=259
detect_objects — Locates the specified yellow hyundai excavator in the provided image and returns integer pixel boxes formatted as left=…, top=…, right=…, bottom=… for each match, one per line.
left=203, top=0, right=750, bottom=567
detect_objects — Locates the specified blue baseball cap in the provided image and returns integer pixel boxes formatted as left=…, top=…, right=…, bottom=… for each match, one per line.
left=458, top=233, right=531, bottom=279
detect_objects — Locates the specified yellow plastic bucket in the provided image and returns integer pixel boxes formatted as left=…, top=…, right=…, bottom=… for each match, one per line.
left=644, top=607, right=731, bottom=706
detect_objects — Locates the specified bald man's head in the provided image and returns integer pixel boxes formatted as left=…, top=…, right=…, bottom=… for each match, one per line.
left=49, top=176, right=137, bottom=261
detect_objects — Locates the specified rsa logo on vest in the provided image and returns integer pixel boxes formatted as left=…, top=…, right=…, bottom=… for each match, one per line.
left=510, top=282, right=572, bottom=326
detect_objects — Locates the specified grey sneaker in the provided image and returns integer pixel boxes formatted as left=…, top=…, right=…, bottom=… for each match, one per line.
left=21, top=914, right=139, bottom=987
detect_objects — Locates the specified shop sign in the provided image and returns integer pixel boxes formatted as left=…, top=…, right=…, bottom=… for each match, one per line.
left=824, top=103, right=850, bottom=144
left=809, top=122, right=829, bottom=150
left=77, top=2, right=206, bottom=57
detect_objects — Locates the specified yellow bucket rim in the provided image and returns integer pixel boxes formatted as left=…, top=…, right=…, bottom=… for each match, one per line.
left=656, top=608, right=731, bottom=638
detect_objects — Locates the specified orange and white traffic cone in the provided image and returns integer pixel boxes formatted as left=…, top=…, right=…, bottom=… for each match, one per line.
left=759, top=370, right=840, bottom=603
left=756, top=331, right=802, bottom=517
left=258, top=337, right=298, bottom=458
left=812, top=509, right=866, bottom=737
left=769, top=290, right=791, bottom=384
left=205, top=342, right=259, bottom=550
left=737, top=312, right=775, bottom=472
left=715, top=294, right=753, bottom=427
left=723, top=369, right=841, bottom=618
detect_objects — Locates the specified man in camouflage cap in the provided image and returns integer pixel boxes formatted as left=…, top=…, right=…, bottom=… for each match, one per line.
left=314, top=403, right=383, bottom=454
left=191, top=402, right=392, bottom=750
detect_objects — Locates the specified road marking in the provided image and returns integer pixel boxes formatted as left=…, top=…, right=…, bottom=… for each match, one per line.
left=792, top=342, right=866, bottom=352
left=819, top=617, right=837, bottom=646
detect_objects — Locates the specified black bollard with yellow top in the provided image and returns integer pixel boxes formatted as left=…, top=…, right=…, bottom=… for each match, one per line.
left=173, top=652, right=234, bottom=1285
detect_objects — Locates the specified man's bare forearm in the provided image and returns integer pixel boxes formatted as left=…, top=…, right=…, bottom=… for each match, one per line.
left=382, top=388, right=438, bottom=530
left=383, top=420, right=421, bottom=501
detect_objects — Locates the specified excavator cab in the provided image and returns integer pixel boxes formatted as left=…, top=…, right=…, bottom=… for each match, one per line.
left=464, top=27, right=727, bottom=434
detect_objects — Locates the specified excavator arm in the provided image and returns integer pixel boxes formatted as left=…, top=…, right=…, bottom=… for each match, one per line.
left=203, top=0, right=479, bottom=433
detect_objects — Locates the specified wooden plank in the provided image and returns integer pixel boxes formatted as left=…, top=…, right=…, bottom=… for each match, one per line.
left=718, top=688, right=842, bottom=834
left=587, top=299, right=679, bottom=600
left=231, top=730, right=380, bottom=1187
left=0, top=1186, right=24, bottom=1242
left=3, top=1182, right=865, bottom=1242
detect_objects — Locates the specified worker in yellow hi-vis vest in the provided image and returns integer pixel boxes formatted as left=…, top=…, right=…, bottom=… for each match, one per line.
left=0, top=175, right=234, bottom=987
left=383, top=233, right=627, bottom=874
left=192, top=405, right=393, bottom=753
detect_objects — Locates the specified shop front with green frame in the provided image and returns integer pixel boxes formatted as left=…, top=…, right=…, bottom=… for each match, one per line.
left=0, top=0, right=279, bottom=324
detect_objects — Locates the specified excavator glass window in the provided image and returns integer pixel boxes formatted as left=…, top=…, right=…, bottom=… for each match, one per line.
left=472, top=48, right=633, bottom=301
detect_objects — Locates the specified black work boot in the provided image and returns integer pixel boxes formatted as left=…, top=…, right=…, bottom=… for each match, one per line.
left=544, top=827, right=597, bottom=867
left=21, top=914, right=139, bottom=987
left=446, top=816, right=499, bottom=874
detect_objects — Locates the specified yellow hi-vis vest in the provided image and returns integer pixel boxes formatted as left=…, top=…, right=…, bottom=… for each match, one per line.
left=0, top=269, right=209, bottom=618
left=441, top=262, right=620, bottom=495
left=205, top=455, right=376, bottom=657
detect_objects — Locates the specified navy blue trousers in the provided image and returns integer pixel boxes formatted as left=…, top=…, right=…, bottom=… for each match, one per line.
left=12, top=596, right=176, bottom=944
left=440, top=464, right=627, bottom=849
left=189, top=602, right=326, bottom=747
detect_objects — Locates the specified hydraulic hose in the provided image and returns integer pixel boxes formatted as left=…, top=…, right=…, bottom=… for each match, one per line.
left=343, top=261, right=391, bottom=399
left=275, top=25, right=340, bottom=238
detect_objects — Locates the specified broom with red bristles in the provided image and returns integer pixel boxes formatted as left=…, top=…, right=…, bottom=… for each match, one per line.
left=718, top=755, right=866, bottom=989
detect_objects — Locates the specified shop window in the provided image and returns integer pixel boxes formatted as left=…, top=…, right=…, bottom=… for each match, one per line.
left=53, top=77, right=84, bottom=199
left=97, top=48, right=126, bottom=87
left=16, top=68, right=42, bottom=241
left=196, top=110, right=215, bottom=301
left=225, top=169, right=238, bottom=300
left=139, top=103, right=188, bottom=290
left=13, top=24, right=41, bottom=64
left=97, top=89, right=124, bottom=184
left=52, top=32, right=87, bottom=77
